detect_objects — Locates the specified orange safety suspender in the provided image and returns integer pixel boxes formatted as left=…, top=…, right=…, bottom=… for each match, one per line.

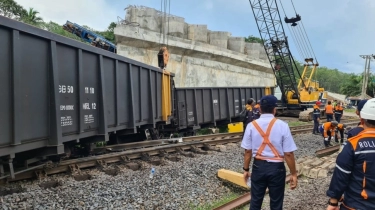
left=252, top=118, right=284, bottom=161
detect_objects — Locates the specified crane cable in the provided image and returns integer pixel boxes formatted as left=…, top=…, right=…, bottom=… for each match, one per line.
left=291, top=0, right=318, bottom=63
left=278, top=0, right=306, bottom=61
left=159, top=0, right=171, bottom=48
left=278, top=0, right=318, bottom=65
left=290, top=0, right=319, bottom=87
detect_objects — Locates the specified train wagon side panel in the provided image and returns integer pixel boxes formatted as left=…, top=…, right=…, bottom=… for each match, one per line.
left=0, top=16, right=174, bottom=159
left=175, top=87, right=275, bottom=130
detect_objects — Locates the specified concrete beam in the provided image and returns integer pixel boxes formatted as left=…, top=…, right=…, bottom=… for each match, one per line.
left=217, top=169, right=249, bottom=189
left=114, top=25, right=272, bottom=74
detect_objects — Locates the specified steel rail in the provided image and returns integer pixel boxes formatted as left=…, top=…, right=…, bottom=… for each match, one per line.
left=315, top=145, right=340, bottom=157
left=213, top=174, right=296, bottom=210
left=100, top=119, right=359, bottom=153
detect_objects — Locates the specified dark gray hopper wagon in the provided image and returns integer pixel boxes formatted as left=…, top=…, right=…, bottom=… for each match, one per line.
left=167, top=87, right=274, bottom=134
left=0, top=16, right=173, bottom=170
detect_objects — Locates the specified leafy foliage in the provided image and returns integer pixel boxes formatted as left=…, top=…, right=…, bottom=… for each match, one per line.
left=2, top=0, right=116, bottom=44
left=43, top=21, right=83, bottom=42
left=21, top=7, right=43, bottom=27
left=0, top=0, right=25, bottom=19
left=340, top=73, right=375, bottom=97
left=244, top=35, right=264, bottom=44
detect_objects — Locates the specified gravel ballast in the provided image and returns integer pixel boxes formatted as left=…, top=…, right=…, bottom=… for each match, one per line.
left=0, top=133, right=334, bottom=209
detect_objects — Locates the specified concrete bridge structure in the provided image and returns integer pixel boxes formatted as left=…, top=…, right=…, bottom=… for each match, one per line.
left=114, top=5, right=275, bottom=88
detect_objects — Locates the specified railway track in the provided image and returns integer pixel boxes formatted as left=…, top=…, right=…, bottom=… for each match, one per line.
left=213, top=174, right=298, bottom=210
left=315, top=145, right=341, bottom=157
left=96, top=119, right=358, bottom=155
left=0, top=119, right=359, bottom=183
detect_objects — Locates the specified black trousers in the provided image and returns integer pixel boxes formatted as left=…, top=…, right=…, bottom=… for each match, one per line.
left=335, top=114, right=342, bottom=123
left=250, top=159, right=286, bottom=210
left=326, top=114, right=333, bottom=122
left=313, top=118, right=319, bottom=133
left=335, top=129, right=344, bottom=143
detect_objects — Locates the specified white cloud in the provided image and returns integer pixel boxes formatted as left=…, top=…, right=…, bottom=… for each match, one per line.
left=15, top=0, right=117, bottom=30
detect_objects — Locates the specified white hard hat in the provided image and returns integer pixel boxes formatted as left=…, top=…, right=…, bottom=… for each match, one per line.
left=360, top=98, right=375, bottom=120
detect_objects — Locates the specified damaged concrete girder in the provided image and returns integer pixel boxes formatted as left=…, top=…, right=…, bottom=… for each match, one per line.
left=114, top=25, right=272, bottom=75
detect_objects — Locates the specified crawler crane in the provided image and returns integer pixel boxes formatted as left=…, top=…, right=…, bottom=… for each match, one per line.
left=248, top=0, right=328, bottom=121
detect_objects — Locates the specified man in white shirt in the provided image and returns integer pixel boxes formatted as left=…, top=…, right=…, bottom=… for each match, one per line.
left=241, top=95, right=298, bottom=210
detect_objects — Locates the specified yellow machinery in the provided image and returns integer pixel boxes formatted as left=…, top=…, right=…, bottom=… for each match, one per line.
left=296, top=59, right=328, bottom=121
left=158, top=47, right=173, bottom=124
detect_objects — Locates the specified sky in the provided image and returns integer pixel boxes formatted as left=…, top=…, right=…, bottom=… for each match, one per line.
left=15, top=0, right=375, bottom=75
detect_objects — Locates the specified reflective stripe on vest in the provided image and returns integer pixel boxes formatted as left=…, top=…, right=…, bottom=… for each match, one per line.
left=252, top=118, right=284, bottom=162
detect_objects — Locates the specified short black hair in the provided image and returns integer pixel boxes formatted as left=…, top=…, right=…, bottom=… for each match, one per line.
left=364, top=120, right=375, bottom=128
left=260, top=106, right=274, bottom=114
left=328, top=101, right=331, bottom=105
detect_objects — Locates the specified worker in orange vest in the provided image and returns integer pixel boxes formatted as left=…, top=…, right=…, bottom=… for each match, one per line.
left=325, top=101, right=334, bottom=122
left=334, top=102, right=344, bottom=123
left=319, top=121, right=338, bottom=147
left=326, top=98, right=375, bottom=209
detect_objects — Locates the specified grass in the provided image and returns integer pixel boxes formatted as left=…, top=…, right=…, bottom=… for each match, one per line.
left=344, top=108, right=356, bottom=113
left=188, top=192, right=243, bottom=210
left=287, top=121, right=309, bottom=127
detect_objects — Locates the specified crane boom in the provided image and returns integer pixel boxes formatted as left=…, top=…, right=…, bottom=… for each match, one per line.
left=248, top=0, right=305, bottom=106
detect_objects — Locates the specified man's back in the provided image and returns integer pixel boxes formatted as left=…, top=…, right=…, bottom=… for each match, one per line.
left=241, top=94, right=298, bottom=210
left=327, top=129, right=375, bottom=209
left=242, top=114, right=296, bottom=161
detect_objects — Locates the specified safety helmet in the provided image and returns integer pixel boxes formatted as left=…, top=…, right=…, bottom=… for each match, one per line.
left=316, top=101, right=322, bottom=105
left=331, top=121, right=338, bottom=126
left=342, top=123, right=347, bottom=128
left=360, top=98, right=375, bottom=120
left=247, top=98, right=254, bottom=105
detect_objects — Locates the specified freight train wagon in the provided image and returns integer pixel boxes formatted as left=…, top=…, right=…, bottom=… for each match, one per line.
left=160, top=87, right=273, bottom=137
left=0, top=16, right=274, bottom=178
left=0, top=16, right=175, bottom=174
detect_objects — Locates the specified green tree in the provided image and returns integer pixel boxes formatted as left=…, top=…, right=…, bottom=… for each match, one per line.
left=44, top=21, right=83, bottom=42
left=96, top=22, right=117, bottom=43
left=20, top=7, right=44, bottom=27
left=245, top=35, right=264, bottom=44
left=0, top=0, right=25, bottom=19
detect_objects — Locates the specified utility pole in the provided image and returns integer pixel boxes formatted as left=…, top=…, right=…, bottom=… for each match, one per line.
left=359, top=55, right=375, bottom=99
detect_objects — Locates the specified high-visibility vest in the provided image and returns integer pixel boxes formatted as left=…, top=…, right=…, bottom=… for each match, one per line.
left=325, top=105, right=333, bottom=114
left=252, top=118, right=284, bottom=162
